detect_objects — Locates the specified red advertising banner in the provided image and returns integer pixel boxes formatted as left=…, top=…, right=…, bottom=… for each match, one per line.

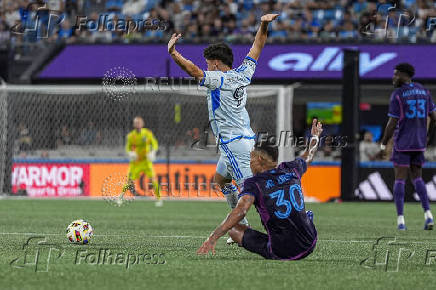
left=11, top=163, right=90, bottom=197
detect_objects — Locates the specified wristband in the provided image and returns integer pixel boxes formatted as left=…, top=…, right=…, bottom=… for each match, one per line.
left=306, top=135, right=320, bottom=162
left=380, top=144, right=386, bottom=150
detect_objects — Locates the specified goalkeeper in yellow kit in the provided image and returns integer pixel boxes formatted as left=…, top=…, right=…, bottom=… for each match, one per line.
left=121, top=116, right=162, bottom=207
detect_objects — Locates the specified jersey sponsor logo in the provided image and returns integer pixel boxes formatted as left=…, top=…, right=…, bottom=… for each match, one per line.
left=268, top=47, right=397, bottom=76
left=233, top=85, right=247, bottom=107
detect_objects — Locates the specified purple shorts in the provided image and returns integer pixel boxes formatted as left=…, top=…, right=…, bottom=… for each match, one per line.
left=241, top=228, right=316, bottom=260
left=391, top=149, right=425, bottom=167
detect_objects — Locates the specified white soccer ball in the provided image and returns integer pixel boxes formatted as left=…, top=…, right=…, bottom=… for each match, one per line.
left=66, top=219, right=94, bottom=244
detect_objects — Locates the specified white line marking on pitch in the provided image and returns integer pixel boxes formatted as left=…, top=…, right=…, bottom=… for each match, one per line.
left=0, top=232, right=433, bottom=244
left=0, top=232, right=205, bottom=238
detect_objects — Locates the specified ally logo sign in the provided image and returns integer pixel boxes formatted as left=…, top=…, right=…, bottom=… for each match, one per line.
left=268, top=47, right=397, bottom=76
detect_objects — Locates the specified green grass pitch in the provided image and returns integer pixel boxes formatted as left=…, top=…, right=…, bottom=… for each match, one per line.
left=1, top=199, right=436, bottom=290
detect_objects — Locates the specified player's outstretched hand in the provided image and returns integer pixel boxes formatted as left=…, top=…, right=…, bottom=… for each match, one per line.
left=261, top=14, right=279, bottom=23
left=197, top=237, right=217, bottom=255
left=311, top=118, right=323, bottom=137
left=168, top=33, right=181, bottom=54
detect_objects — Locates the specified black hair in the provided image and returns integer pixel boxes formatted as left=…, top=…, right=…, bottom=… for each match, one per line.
left=203, top=43, right=233, bottom=67
left=254, top=142, right=279, bottom=162
left=395, top=63, right=415, bottom=78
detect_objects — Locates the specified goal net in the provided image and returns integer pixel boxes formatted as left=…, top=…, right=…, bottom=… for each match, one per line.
left=0, top=84, right=292, bottom=197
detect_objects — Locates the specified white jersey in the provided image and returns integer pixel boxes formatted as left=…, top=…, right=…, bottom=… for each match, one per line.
left=200, top=56, right=257, bottom=144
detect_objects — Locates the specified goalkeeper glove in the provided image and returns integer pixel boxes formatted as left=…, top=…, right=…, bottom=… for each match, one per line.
left=147, top=150, right=157, bottom=162
left=127, top=151, right=138, bottom=161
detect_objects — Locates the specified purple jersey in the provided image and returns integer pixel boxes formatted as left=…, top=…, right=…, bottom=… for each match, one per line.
left=239, top=157, right=317, bottom=257
left=388, top=82, right=435, bottom=151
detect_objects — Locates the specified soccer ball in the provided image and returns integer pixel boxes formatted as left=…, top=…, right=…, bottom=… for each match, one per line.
left=66, top=219, right=94, bottom=244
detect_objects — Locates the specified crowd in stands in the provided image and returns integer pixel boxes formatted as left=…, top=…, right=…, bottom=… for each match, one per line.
left=1, top=0, right=436, bottom=44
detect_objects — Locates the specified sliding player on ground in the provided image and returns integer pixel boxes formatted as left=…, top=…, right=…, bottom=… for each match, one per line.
left=168, top=14, right=279, bottom=243
left=197, top=119, right=322, bottom=259
left=121, top=116, right=162, bottom=207
left=381, top=63, right=436, bottom=230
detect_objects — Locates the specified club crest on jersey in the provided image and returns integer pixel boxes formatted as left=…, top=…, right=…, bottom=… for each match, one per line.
left=233, top=85, right=247, bottom=107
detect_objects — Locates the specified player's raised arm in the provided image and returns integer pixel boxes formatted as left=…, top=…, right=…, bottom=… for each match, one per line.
left=197, top=195, right=255, bottom=255
left=247, top=14, right=279, bottom=61
left=168, top=33, right=204, bottom=81
left=301, top=119, right=323, bottom=164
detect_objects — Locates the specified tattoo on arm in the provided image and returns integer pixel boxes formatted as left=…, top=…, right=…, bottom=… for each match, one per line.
left=170, top=51, right=203, bottom=81
left=209, top=195, right=254, bottom=240
left=247, top=21, right=269, bottom=61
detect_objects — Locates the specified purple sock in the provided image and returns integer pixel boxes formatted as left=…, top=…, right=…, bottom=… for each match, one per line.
left=394, top=180, right=405, bottom=216
left=413, top=178, right=430, bottom=211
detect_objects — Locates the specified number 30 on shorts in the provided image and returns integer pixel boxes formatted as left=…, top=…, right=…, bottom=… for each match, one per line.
left=269, top=184, right=305, bottom=219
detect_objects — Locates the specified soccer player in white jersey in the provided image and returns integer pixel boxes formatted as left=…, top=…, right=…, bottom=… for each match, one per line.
left=168, top=14, right=279, bottom=243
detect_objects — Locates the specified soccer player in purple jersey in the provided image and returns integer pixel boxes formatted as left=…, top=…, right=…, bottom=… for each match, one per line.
left=380, top=63, right=436, bottom=230
left=197, top=119, right=322, bottom=260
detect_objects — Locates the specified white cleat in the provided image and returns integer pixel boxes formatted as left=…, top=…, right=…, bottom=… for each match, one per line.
left=115, top=196, right=124, bottom=207
left=155, top=200, right=163, bottom=207
left=226, top=237, right=236, bottom=245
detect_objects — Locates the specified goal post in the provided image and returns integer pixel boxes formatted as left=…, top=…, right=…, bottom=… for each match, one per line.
left=0, top=84, right=292, bottom=196
left=0, top=79, right=7, bottom=194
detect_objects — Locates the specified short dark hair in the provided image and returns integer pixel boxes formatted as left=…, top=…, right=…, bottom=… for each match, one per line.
left=203, top=43, right=233, bottom=67
left=254, top=142, right=279, bottom=162
left=395, top=63, right=415, bottom=78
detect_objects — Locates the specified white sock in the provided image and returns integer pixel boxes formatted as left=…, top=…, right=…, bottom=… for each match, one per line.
left=425, top=210, right=433, bottom=220
left=397, top=215, right=405, bottom=225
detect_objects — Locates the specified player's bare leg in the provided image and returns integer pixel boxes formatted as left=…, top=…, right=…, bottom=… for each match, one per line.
left=410, top=165, right=433, bottom=229
left=393, top=166, right=408, bottom=229
left=215, top=172, right=249, bottom=244
left=119, top=178, right=138, bottom=206
left=151, top=175, right=163, bottom=207
left=228, top=224, right=250, bottom=245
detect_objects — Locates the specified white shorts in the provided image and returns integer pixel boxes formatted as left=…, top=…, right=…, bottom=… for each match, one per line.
left=216, top=138, right=255, bottom=187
